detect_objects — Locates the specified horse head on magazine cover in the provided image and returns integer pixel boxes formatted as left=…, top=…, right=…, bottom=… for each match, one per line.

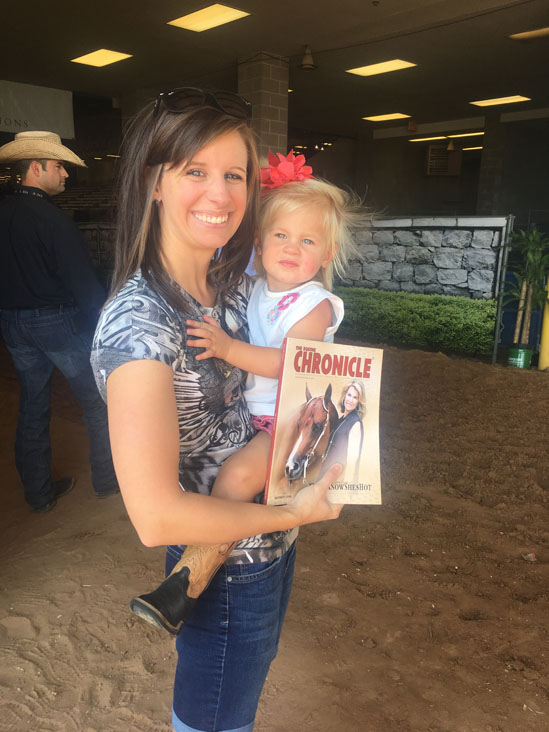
left=283, top=383, right=339, bottom=488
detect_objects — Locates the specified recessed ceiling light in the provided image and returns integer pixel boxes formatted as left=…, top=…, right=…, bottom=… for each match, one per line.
left=71, top=49, right=132, bottom=67
left=463, top=146, right=483, bottom=151
left=509, top=27, right=549, bottom=40
left=346, top=59, right=416, bottom=77
left=288, top=88, right=294, bottom=93
left=447, top=132, right=485, bottom=138
left=362, top=113, right=411, bottom=122
left=470, top=95, right=530, bottom=107
left=168, top=4, right=249, bottom=32
left=408, top=136, right=447, bottom=142
left=93, top=157, right=103, bottom=160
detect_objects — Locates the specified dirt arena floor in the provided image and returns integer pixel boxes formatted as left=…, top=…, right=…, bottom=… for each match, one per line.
left=1, top=339, right=548, bottom=732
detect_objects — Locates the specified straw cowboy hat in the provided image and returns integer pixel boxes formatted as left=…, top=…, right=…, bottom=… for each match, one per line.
left=0, top=130, right=86, bottom=167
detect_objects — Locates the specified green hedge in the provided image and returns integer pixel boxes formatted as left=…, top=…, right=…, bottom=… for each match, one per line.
left=334, top=287, right=497, bottom=356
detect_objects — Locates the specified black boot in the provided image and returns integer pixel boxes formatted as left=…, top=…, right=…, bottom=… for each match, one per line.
left=130, top=567, right=196, bottom=635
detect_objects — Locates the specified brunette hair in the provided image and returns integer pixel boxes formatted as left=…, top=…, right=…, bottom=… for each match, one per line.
left=110, top=102, right=260, bottom=310
left=15, top=158, right=48, bottom=179
left=254, top=177, right=369, bottom=290
left=339, top=380, right=367, bottom=419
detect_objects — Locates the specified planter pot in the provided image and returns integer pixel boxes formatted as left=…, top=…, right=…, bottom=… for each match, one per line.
left=507, top=345, right=533, bottom=369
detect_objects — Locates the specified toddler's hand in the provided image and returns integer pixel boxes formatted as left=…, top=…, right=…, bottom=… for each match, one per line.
left=186, top=316, right=233, bottom=361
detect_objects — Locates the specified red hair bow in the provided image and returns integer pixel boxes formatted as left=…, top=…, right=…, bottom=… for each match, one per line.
left=260, top=150, right=314, bottom=190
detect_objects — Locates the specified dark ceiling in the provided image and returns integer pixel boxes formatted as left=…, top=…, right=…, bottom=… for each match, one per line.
left=3, top=0, right=548, bottom=140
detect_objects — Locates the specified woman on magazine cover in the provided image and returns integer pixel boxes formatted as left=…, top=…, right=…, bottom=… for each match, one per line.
left=323, top=380, right=366, bottom=482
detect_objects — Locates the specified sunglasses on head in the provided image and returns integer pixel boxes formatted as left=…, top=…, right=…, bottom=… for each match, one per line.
left=153, top=87, right=252, bottom=121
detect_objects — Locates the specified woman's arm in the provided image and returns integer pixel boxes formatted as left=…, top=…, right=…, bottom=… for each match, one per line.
left=186, top=299, right=332, bottom=378
left=107, top=358, right=342, bottom=547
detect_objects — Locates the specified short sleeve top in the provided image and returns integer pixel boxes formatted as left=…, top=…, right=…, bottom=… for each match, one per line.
left=245, top=278, right=344, bottom=416
left=91, top=271, right=297, bottom=564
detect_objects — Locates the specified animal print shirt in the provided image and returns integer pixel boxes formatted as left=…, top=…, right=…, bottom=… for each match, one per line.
left=91, top=271, right=297, bottom=564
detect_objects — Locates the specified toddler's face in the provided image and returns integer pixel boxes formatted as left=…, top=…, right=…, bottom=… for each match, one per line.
left=257, top=205, right=331, bottom=292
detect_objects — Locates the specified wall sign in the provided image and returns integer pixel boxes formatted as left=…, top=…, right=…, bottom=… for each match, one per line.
left=0, top=80, right=74, bottom=138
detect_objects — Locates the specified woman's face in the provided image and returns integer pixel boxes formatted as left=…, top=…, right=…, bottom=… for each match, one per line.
left=343, top=386, right=359, bottom=415
left=154, top=130, right=248, bottom=258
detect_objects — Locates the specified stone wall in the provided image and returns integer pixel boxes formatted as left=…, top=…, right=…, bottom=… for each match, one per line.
left=342, top=216, right=510, bottom=299
left=80, top=216, right=512, bottom=302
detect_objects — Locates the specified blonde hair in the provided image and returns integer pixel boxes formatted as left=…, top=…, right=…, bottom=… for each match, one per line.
left=339, top=380, right=367, bottom=419
left=254, top=177, right=369, bottom=290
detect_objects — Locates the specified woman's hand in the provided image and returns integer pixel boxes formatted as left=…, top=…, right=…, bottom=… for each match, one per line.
left=187, top=315, right=233, bottom=361
left=287, top=464, right=344, bottom=526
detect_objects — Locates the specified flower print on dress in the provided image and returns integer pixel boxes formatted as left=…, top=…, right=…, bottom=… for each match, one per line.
left=266, top=292, right=300, bottom=324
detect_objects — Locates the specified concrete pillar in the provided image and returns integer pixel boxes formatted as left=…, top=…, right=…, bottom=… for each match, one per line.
left=476, top=113, right=505, bottom=215
left=238, top=53, right=289, bottom=163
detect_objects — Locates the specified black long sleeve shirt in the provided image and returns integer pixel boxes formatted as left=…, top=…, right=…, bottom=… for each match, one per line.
left=0, top=186, right=106, bottom=331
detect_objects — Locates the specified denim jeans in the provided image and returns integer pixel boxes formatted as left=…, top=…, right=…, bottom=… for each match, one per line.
left=166, top=541, right=297, bottom=732
left=1, top=305, right=118, bottom=510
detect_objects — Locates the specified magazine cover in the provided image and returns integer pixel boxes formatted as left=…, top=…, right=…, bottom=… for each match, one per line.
left=264, top=337, right=383, bottom=505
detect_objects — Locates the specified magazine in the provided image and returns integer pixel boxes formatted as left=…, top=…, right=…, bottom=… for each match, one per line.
left=264, top=337, right=383, bottom=505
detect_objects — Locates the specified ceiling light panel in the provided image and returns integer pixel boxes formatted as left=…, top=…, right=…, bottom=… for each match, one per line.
left=463, top=147, right=483, bottom=151
left=408, top=136, right=447, bottom=142
left=71, top=49, right=132, bottom=67
left=509, top=27, right=549, bottom=40
left=346, top=59, right=416, bottom=77
left=363, top=113, right=411, bottom=121
left=168, top=4, right=249, bottom=32
left=447, top=132, right=485, bottom=138
left=470, top=95, right=530, bottom=107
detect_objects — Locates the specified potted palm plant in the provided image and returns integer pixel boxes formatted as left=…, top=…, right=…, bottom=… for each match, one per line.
left=506, top=226, right=549, bottom=368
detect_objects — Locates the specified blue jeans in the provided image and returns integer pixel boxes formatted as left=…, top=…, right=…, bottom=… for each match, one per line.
left=166, top=541, right=297, bottom=732
left=1, top=305, right=118, bottom=509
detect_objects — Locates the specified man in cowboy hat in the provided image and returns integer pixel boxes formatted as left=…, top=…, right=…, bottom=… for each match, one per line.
left=0, top=131, right=119, bottom=512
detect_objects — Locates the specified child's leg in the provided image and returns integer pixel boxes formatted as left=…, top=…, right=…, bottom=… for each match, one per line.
left=212, top=431, right=271, bottom=501
left=130, top=542, right=235, bottom=634
left=130, top=432, right=272, bottom=635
